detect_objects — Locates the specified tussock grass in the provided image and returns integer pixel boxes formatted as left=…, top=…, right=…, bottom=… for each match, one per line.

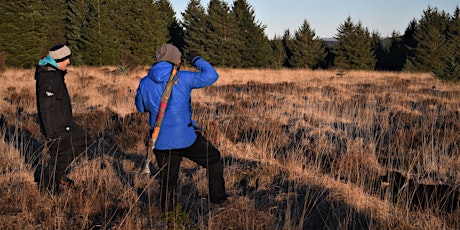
left=0, top=67, right=459, bottom=229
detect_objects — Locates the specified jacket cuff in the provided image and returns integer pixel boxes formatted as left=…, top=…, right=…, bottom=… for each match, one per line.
left=191, top=56, right=201, bottom=66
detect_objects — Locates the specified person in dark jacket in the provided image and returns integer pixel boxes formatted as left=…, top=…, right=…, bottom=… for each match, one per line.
left=35, top=44, right=87, bottom=194
left=135, top=43, right=228, bottom=211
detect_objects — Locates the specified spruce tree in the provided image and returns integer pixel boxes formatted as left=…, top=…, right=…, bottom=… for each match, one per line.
left=76, top=0, right=122, bottom=66
left=67, top=0, right=167, bottom=66
left=435, top=7, right=460, bottom=81
left=0, top=43, right=6, bottom=71
left=206, top=0, right=240, bottom=67
left=354, top=22, right=377, bottom=70
left=282, top=29, right=294, bottom=68
left=0, top=1, right=49, bottom=67
left=289, top=19, right=326, bottom=69
left=333, top=16, right=376, bottom=70
left=371, top=31, right=405, bottom=71
left=372, top=31, right=387, bottom=70
left=269, top=36, right=286, bottom=69
left=403, top=19, right=418, bottom=66
left=127, top=0, right=168, bottom=65
left=41, top=0, right=67, bottom=47
left=386, top=32, right=406, bottom=71
left=232, top=0, right=271, bottom=68
left=182, top=0, right=209, bottom=60
left=404, top=7, right=449, bottom=72
left=157, top=0, right=184, bottom=50
left=66, top=0, right=91, bottom=65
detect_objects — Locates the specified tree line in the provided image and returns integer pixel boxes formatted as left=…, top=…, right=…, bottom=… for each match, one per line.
left=0, top=0, right=459, bottom=81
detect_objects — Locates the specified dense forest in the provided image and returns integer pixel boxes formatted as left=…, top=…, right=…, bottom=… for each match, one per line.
left=0, top=0, right=459, bottom=81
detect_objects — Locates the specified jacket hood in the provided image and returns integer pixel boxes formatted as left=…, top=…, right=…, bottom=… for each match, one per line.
left=147, top=61, right=175, bottom=84
left=39, top=55, right=58, bottom=68
left=34, top=57, right=64, bottom=80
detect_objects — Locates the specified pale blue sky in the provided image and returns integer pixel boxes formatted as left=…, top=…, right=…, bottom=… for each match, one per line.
left=169, top=0, right=459, bottom=38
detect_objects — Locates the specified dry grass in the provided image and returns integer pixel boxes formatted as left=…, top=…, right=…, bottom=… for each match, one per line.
left=1, top=66, right=459, bottom=229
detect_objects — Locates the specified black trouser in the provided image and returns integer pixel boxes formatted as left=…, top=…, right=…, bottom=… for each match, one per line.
left=41, top=124, right=87, bottom=193
left=154, top=133, right=228, bottom=211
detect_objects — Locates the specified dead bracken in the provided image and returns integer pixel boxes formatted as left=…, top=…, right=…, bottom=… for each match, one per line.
left=0, top=67, right=459, bottom=229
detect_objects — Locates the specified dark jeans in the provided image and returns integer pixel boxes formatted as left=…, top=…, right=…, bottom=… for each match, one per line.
left=154, top=133, right=228, bottom=211
left=40, top=124, right=87, bottom=193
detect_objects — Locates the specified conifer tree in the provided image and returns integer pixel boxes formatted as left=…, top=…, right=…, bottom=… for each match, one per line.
left=403, top=19, right=418, bottom=64
left=0, top=1, right=52, bottom=67
left=386, top=32, right=406, bottom=71
left=67, top=0, right=167, bottom=66
left=372, top=31, right=386, bottom=70
left=206, top=0, right=240, bottom=67
left=127, top=0, right=168, bottom=65
left=76, top=0, right=122, bottom=66
left=182, top=0, right=209, bottom=60
left=42, top=0, right=67, bottom=47
left=232, top=0, right=271, bottom=68
left=269, top=36, right=286, bottom=69
left=289, top=19, right=326, bottom=69
left=333, top=16, right=376, bottom=70
left=371, top=31, right=403, bottom=71
left=282, top=29, right=294, bottom=68
left=435, top=7, right=460, bottom=81
left=66, top=0, right=91, bottom=65
left=404, top=7, right=449, bottom=72
left=0, top=43, right=6, bottom=71
left=157, top=0, right=184, bottom=50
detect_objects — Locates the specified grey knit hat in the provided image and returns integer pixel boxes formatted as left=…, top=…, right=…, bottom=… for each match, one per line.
left=49, top=44, right=71, bottom=62
left=155, top=43, right=181, bottom=65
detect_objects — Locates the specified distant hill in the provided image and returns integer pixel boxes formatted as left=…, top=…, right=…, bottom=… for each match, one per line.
left=322, top=37, right=338, bottom=48
left=322, top=37, right=338, bottom=42
left=321, top=37, right=391, bottom=48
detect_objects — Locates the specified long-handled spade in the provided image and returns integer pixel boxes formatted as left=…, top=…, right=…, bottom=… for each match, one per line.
left=142, top=65, right=178, bottom=174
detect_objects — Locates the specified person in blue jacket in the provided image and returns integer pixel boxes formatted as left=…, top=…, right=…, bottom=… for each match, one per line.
left=135, top=43, right=228, bottom=211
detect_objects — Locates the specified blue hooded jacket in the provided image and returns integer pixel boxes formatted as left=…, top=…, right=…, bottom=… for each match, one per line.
left=135, top=57, right=218, bottom=150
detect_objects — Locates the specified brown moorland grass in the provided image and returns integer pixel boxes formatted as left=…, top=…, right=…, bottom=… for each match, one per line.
left=0, top=67, right=459, bottom=229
